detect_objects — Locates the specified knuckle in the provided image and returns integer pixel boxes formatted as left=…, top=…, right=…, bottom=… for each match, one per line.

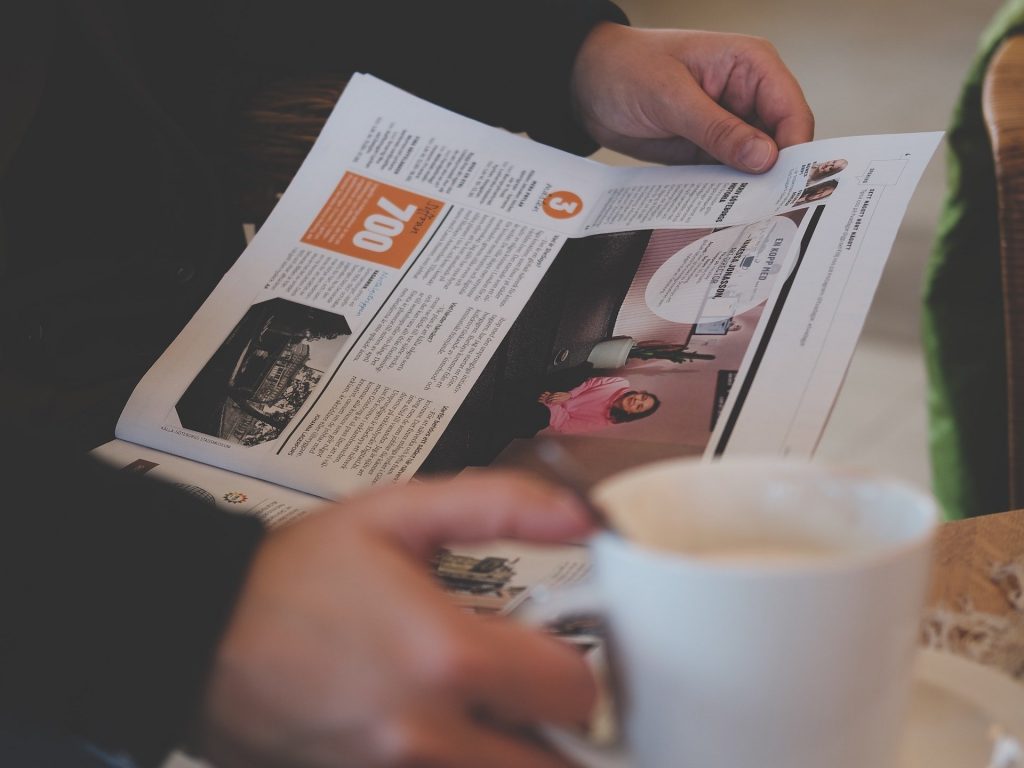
left=420, top=637, right=488, bottom=691
left=372, top=718, right=445, bottom=768
left=739, top=33, right=776, bottom=56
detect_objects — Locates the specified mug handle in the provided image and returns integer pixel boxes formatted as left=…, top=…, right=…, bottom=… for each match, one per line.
left=518, top=582, right=629, bottom=768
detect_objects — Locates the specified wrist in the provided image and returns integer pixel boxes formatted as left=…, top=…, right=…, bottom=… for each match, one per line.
left=570, top=21, right=629, bottom=139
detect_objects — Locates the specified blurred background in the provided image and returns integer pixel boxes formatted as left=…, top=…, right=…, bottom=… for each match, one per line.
left=604, top=0, right=1006, bottom=490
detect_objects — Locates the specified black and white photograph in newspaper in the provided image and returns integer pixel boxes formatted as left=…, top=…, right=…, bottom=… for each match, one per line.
left=174, top=298, right=352, bottom=447
left=429, top=541, right=590, bottom=616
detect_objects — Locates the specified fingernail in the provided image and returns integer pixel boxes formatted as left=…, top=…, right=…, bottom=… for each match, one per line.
left=739, top=137, right=773, bottom=172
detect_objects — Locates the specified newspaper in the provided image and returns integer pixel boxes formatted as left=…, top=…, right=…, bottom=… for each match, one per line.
left=93, top=73, right=941, bottom=611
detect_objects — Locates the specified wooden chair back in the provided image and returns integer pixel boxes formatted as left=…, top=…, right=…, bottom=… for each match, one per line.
left=234, top=76, right=348, bottom=227
left=983, top=34, right=1024, bottom=508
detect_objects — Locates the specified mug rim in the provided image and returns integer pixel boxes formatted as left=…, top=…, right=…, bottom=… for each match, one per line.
left=591, top=457, right=938, bottom=576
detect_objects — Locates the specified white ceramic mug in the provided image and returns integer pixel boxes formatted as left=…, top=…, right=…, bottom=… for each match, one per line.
left=526, top=458, right=938, bottom=768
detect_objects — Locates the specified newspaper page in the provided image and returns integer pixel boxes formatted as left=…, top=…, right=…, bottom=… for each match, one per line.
left=115, top=73, right=941, bottom=497
left=91, top=440, right=317, bottom=527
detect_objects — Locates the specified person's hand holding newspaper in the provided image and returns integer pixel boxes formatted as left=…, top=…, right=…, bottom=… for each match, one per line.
left=572, top=24, right=815, bottom=172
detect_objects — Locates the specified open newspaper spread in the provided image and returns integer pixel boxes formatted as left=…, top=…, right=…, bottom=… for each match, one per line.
left=92, top=74, right=941, bottom=614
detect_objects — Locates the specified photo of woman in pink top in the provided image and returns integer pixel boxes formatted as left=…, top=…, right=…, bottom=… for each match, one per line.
left=537, top=376, right=660, bottom=434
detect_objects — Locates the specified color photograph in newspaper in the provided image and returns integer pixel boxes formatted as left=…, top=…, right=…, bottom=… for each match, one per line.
left=426, top=209, right=811, bottom=482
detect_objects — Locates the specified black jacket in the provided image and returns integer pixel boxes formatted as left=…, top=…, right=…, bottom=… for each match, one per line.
left=0, top=0, right=626, bottom=763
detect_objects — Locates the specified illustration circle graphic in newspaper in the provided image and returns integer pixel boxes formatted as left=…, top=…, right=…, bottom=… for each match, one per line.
left=644, top=216, right=798, bottom=325
left=542, top=190, right=584, bottom=219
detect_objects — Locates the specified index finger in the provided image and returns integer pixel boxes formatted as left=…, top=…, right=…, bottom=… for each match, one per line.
left=750, top=52, right=814, bottom=149
left=353, top=472, right=594, bottom=557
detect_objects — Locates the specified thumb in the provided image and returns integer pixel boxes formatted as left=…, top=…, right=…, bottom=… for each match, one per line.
left=352, top=471, right=593, bottom=557
left=658, top=79, right=778, bottom=173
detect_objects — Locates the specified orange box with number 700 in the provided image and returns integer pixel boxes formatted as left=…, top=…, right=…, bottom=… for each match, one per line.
left=301, top=172, right=444, bottom=269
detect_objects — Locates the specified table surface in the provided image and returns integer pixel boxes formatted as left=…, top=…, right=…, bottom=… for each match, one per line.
left=929, top=507, right=1024, bottom=614
left=925, top=508, right=1024, bottom=680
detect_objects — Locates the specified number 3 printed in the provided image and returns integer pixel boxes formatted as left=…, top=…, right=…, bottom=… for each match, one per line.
left=542, top=190, right=583, bottom=219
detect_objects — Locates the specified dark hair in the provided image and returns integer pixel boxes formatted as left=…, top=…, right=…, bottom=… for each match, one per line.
left=609, top=390, right=661, bottom=423
left=796, top=178, right=839, bottom=204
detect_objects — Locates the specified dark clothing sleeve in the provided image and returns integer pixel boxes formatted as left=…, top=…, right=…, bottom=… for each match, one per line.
left=0, top=441, right=265, bottom=765
left=223, top=0, right=629, bottom=154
